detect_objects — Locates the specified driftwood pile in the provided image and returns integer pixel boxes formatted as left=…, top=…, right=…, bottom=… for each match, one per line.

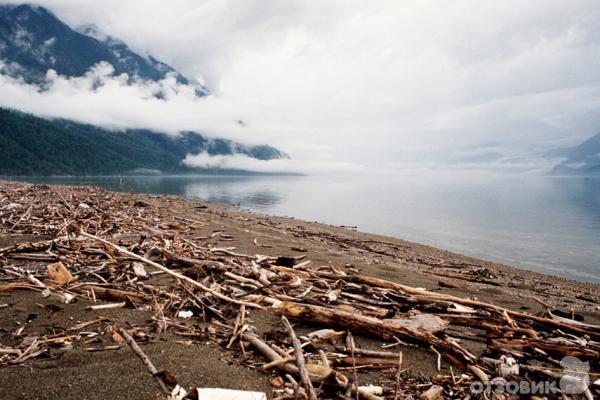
left=0, top=182, right=598, bottom=399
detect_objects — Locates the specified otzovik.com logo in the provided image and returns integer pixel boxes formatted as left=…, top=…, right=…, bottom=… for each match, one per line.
left=469, top=356, right=591, bottom=396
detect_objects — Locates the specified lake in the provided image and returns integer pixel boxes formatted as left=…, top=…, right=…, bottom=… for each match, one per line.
left=9, top=173, right=600, bottom=283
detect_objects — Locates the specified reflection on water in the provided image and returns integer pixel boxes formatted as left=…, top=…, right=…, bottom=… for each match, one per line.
left=14, top=175, right=287, bottom=209
left=8, top=174, right=600, bottom=283
left=184, top=179, right=283, bottom=209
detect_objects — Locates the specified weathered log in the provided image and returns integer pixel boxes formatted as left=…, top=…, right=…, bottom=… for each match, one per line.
left=274, top=301, right=473, bottom=364
left=349, top=274, right=600, bottom=339
left=275, top=301, right=446, bottom=342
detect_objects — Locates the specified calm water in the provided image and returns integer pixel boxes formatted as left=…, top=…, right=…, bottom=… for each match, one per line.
left=10, top=173, right=600, bottom=283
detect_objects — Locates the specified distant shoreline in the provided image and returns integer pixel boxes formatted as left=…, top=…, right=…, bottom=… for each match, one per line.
left=2, top=178, right=598, bottom=291
left=4, top=175, right=600, bottom=284
left=0, top=172, right=304, bottom=179
left=0, top=175, right=600, bottom=284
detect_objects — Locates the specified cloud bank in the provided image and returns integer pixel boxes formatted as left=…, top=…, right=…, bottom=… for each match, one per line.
left=2, top=0, right=600, bottom=173
left=0, top=61, right=265, bottom=142
left=183, top=151, right=364, bottom=174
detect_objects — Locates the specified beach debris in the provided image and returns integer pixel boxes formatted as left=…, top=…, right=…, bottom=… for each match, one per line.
left=193, top=388, right=267, bottom=400
left=384, top=314, right=449, bottom=335
left=46, top=262, right=73, bottom=285
left=86, top=302, right=127, bottom=311
left=177, top=310, right=193, bottom=319
left=168, top=385, right=188, bottom=400
left=0, top=181, right=598, bottom=399
left=132, top=262, right=149, bottom=279
left=419, top=385, right=443, bottom=400
left=495, top=355, right=519, bottom=378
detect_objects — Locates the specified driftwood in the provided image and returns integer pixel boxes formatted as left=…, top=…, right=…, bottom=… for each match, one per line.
left=282, top=316, right=318, bottom=400
left=119, top=325, right=170, bottom=395
left=349, top=274, right=600, bottom=339
left=419, top=385, right=443, bottom=400
left=0, top=239, right=54, bottom=256
left=80, top=231, right=263, bottom=309
left=87, top=302, right=126, bottom=310
left=73, top=285, right=151, bottom=302
left=274, top=302, right=471, bottom=363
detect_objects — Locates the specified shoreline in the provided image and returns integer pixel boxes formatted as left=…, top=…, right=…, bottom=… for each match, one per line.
left=243, top=206, right=600, bottom=286
left=5, top=177, right=600, bottom=287
left=5, top=175, right=599, bottom=284
left=0, top=181, right=598, bottom=399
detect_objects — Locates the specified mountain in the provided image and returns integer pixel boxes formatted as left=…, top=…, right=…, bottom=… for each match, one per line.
left=0, top=107, right=288, bottom=176
left=0, top=4, right=289, bottom=174
left=551, top=133, right=600, bottom=175
left=0, top=3, right=207, bottom=95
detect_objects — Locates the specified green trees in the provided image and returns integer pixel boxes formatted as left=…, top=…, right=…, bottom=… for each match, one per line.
left=0, top=108, right=285, bottom=176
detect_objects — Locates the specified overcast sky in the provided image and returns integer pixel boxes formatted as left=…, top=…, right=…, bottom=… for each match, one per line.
left=2, top=0, right=600, bottom=173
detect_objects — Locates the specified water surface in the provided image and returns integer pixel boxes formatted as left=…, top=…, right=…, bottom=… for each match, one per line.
left=10, top=173, right=600, bottom=283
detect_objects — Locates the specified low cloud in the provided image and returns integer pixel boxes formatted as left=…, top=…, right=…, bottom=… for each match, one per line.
left=0, top=61, right=256, bottom=140
left=0, top=61, right=364, bottom=174
left=183, top=151, right=364, bottom=174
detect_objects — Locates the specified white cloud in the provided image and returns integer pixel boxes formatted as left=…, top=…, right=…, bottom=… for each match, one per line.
left=0, top=61, right=279, bottom=143
left=183, top=151, right=364, bottom=174
left=2, top=0, right=600, bottom=172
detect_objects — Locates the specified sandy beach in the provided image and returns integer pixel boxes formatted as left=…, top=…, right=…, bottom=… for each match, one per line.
left=0, top=181, right=598, bottom=399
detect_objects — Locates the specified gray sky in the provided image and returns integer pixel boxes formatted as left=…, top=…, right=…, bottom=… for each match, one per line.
left=2, top=0, right=600, bottom=173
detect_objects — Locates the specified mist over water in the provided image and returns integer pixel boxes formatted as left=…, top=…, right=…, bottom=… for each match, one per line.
left=13, top=173, right=600, bottom=283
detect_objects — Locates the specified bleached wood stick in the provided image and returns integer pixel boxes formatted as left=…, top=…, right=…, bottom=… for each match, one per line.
left=86, top=302, right=126, bottom=310
left=261, top=356, right=295, bottom=370
left=282, top=316, right=318, bottom=400
left=119, top=325, right=170, bottom=395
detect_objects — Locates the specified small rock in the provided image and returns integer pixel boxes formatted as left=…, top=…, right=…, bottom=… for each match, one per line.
left=134, top=200, right=151, bottom=207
